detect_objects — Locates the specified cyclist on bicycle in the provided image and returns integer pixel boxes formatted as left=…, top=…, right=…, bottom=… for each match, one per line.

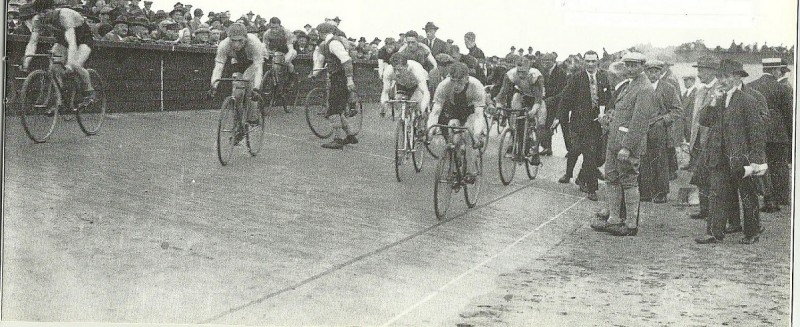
left=210, top=23, right=265, bottom=141
left=262, top=17, right=297, bottom=78
left=396, top=30, right=437, bottom=72
left=380, top=52, right=430, bottom=117
left=427, top=62, right=487, bottom=149
left=494, top=56, right=546, bottom=164
left=311, top=22, right=359, bottom=150
left=22, top=0, right=96, bottom=107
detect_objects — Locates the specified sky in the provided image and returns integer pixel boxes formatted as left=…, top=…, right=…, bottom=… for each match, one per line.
left=174, top=0, right=797, bottom=57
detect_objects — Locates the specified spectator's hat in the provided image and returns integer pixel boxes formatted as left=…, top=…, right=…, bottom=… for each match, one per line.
left=269, top=16, right=280, bottom=24
left=621, top=52, right=647, bottom=63
left=246, top=11, right=254, bottom=16
left=446, top=39, right=453, bottom=44
left=113, top=17, right=128, bottom=26
left=348, top=37, right=356, bottom=42
left=143, top=1, right=152, bottom=5
left=510, top=46, right=516, bottom=50
left=17, top=3, right=36, bottom=19
left=193, top=8, right=203, bottom=16
left=358, top=37, right=366, bottom=42
left=528, top=46, right=533, bottom=50
left=762, top=57, right=790, bottom=72
left=169, top=8, right=185, bottom=18
left=645, top=59, right=665, bottom=70
left=384, top=37, right=396, bottom=45
left=404, top=30, right=418, bottom=38
left=304, top=23, right=312, bottom=28
left=332, top=16, right=341, bottom=23
left=293, top=29, right=304, bottom=35
left=173, top=2, right=183, bottom=8
left=423, top=21, right=438, bottom=31
left=719, top=59, right=748, bottom=77
left=371, top=37, right=381, bottom=45
left=315, top=22, right=337, bottom=35
left=153, top=10, right=167, bottom=20
left=692, top=55, right=720, bottom=70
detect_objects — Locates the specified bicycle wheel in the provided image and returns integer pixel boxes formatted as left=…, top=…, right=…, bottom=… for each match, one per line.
left=524, top=136, right=540, bottom=179
left=346, top=99, right=364, bottom=136
left=433, top=149, right=454, bottom=220
left=498, top=128, right=517, bottom=185
left=216, top=97, right=238, bottom=166
left=463, top=137, right=483, bottom=208
left=394, top=120, right=407, bottom=182
left=272, top=68, right=290, bottom=113
left=246, top=95, right=266, bottom=156
left=304, top=87, right=333, bottom=139
left=76, top=69, right=107, bottom=136
left=19, top=70, right=58, bottom=143
left=412, top=114, right=425, bottom=172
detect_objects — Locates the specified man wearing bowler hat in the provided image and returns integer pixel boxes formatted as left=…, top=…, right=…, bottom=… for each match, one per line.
left=695, top=59, right=766, bottom=244
left=422, top=21, right=448, bottom=57
left=747, top=58, right=794, bottom=212
left=590, top=52, right=658, bottom=236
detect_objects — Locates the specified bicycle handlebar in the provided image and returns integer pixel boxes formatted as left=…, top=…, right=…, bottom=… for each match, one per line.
left=387, top=99, right=418, bottom=104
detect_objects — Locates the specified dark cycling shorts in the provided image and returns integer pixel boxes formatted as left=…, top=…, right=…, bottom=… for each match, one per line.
left=438, top=103, right=474, bottom=126
left=325, top=70, right=350, bottom=118
left=228, top=57, right=254, bottom=75
left=55, top=23, right=95, bottom=48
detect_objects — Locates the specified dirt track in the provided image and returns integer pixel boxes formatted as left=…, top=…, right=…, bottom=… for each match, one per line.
left=2, top=106, right=792, bottom=326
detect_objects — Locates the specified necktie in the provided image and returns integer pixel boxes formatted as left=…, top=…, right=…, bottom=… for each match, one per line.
left=589, top=73, right=598, bottom=108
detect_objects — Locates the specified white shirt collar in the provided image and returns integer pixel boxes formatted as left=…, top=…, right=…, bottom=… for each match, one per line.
left=615, top=79, right=631, bottom=91
left=686, top=85, right=696, bottom=94
left=777, top=76, right=788, bottom=82
left=652, top=80, right=659, bottom=89
left=324, top=33, right=334, bottom=42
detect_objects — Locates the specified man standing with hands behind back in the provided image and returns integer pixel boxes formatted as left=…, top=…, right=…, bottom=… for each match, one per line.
left=590, top=52, right=658, bottom=237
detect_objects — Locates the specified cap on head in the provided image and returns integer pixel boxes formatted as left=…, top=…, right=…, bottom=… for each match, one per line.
left=621, top=52, right=647, bottom=63
left=315, top=22, right=337, bottom=35
left=332, top=16, right=341, bottom=22
left=384, top=37, right=396, bottom=45
left=762, top=57, right=790, bottom=72
left=404, top=30, right=419, bottom=38
left=269, top=16, right=280, bottom=25
left=423, top=21, right=438, bottom=31
left=227, top=23, right=248, bottom=40
left=645, top=59, right=665, bottom=70
left=719, top=59, right=748, bottom=77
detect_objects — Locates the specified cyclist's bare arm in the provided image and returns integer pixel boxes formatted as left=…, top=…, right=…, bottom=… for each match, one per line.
left=380, top=65, right=395, bottom=105
left=328, top=39, right=355, bottom=89
left=23, top=29, right=40, bottom=70
left=311, top=46, right=324, bottom=77
left=426, top=81, right=448, bottom=128
left=63, top=27, right=80, bottom=67
left=425, top=52, right=437, bottom=71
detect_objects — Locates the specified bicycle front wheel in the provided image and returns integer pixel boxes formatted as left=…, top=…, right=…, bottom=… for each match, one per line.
left=498, top=128, right=517, bottom=185
left=76, top=69, right=107, bottom=136
left=304, top=87, right=333, bottom=139
left=463, top=137, right=483, bottom=208
left=433, top=150, right=454, bottom=220
left=412, top=114, right=425, bottom=172
left=394, top=120, right=407, bottom=182
left=19, top=70, right=58, bottom=143
left=216, top=97, right=237, bottom=166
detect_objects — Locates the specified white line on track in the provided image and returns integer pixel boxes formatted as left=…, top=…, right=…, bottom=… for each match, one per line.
left=379, top=197, right=585, bottom=327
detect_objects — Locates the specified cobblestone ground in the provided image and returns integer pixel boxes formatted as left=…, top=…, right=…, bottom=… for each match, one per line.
left=2, top=106, right=792, bottom=326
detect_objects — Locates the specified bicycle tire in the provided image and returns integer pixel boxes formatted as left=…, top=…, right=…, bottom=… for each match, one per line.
left=304, top=87, right=333, bottom=139
left=394, top=120, right=407, bottom=182
left=19, top=70, right=58, bottom=143
left=525, top=157, right=540, bottom=180
left=498, top=128, right=517, bottom=185
left=463, top=137, right=483, bottom=208
left=216, top=97, right=237, bottom=166
left=433, top=149, right=454, bottom=220
left=76, top=69, right=107, bottom=136
left=346, top=99, right=364, bottom=136
left=412, top=114, right=425, bottom=172
left=246, top=94, right=266, bottom=156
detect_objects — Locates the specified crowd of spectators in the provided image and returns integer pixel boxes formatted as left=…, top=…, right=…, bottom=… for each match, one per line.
left=5, top=0, right=386, bottom=59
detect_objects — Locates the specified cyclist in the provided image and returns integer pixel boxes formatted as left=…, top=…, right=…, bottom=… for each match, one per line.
left=22, top=0, right=96, bottom=106
left=494, top=56, right=546, bottom=165
left=262, top=17, right=297, bottom=87
left=311, top=22, right=359, bottom=150
left=380, top=52, right=430, bottom=117
left=210, top=23, right=265, bottom=143
left=427, top=62, right=487, bottom=150
left=397, top=30, right=437, bottom=72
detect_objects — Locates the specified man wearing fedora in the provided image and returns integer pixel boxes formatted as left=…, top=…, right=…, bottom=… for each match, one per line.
left=687, top=55, right=721, bottom=220
left=142, top=0, right=154, bottom=20
left=590, top=52, right=658, bottom=237
left=747, top=58, right=794, bottom=212
left=422, top=22, right=448, bottom=57
left=695, top=59, right=766, bottom=244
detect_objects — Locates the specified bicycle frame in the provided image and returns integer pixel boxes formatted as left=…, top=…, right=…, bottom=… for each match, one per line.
left=502, top=107, right=532, bottom=162
left=214, top=73, right=254, bottom=123
left=388, top=97, right=420, bottom=152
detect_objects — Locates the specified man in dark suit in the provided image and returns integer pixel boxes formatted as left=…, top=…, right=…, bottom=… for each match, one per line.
left=541, top=52, right=569, bottom=156
left=464, top=32, right=485, bottom=61
left=640, top=60, right=683, bottom=203
left=747, top=58, right=794, bottom=212
left=422, top=22, right=448, bottom=57
left=695, top=59, right=766, bottom=244
left=551, top=51, right=611, bottom=201
left=679, top=75, right=698, bottom=162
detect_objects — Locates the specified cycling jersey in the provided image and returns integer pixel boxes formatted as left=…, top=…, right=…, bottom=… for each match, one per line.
left=33, top=9, right=94, bottom=47
left=434, top=76, right=486, bottom=124
left=215, top=34, right=265, bottom=73
left=380, top=60, right=430, bottom=111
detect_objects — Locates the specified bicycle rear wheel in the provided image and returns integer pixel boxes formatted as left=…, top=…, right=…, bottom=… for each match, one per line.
left=19, top=70, right=58, bottom=143
left=246, top=97, right=266, bottom=156
left=525, top=137, right=540, bottom=179
left=76, top=69, right=107, bottom=136
left=394, top=120, right=407, bottom=182
left=463, top=137, right=483, bottom=208
left=304, top=87, right=333, bottom=139
left=346, top=99, right=364, bottom=136
left=433, top=150, right=454, bottom=220
left=216, top=97, right=237, bottom=166
left=498, top=128, right=517, bottom=185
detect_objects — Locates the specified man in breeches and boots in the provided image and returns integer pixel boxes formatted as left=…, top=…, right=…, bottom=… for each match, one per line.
left=591, top=52, right=658, bottom=236
left=312, top=22, right=359, bottom=149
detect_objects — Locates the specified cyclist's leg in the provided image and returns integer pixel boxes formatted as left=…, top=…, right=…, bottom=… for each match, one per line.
left=50, top=44, right=67, bottom=105
left=242, top=65, right=262, bottom=122
left=69, top=44, right=94, bottom=97
left=327, top=71, right=351, bottom=141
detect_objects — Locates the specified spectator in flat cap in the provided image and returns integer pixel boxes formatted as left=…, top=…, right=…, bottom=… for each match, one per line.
left=464, top=32, right=485, bottom=62
left=422, top=21, right=448, bottom=57
left=103, top=17, right=129, bottom=41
